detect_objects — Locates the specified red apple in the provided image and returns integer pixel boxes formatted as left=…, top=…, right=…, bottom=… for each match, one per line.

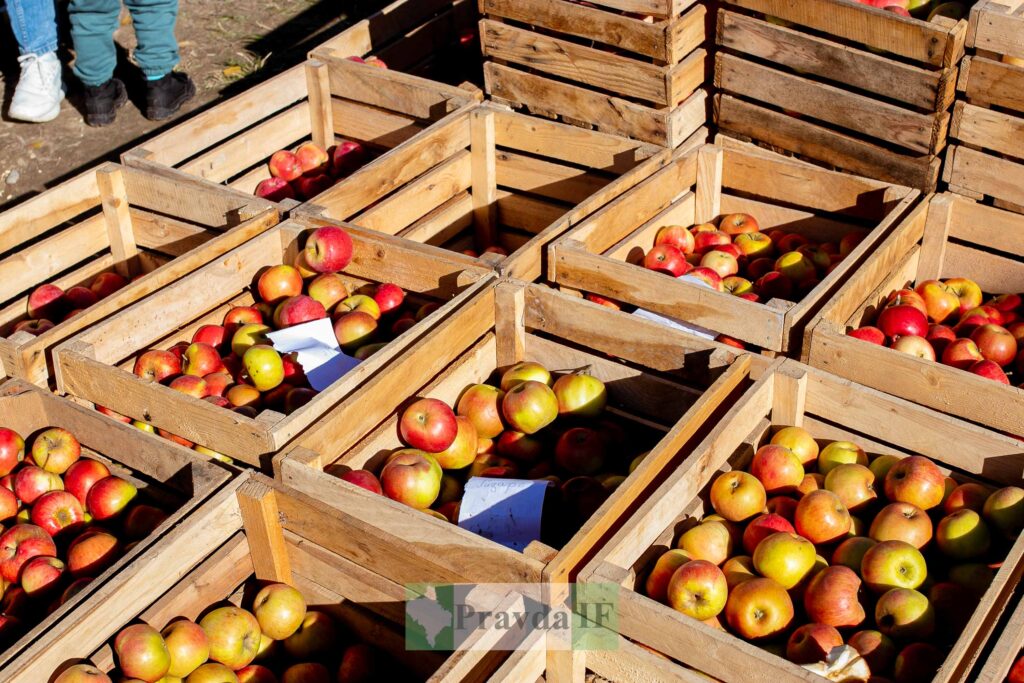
left=223, top=306, right=263, bottom=329
left=255, top=177, right=296, bottom=203
left=67, top=528, right=120, bottom=576
left=786, top=623, right=843, bottom=664
left=644, top=244, right=688, bottom=276
left=20, top=555, right=65, bottom=596
left=710, top=471, right=766, bottom=522
left=65, top=286, right=98, bottom=310
left=399, top=398, right=457, bottom=452
left=380, top=449, right=442, bottom=509
left=27, top=284, right=65, bottom=320
left=52, top=664, right=112, bottom=683
left=0, top=523, right=56, bottom=582
left=723, top=577, right=793, bottom=639
left=666, top=559, right=728, bottom=620
left=719, top=213, right=759, bottom=235
left=886, top=289, right=928, bottom=317
left=456, top=384, right=505, bottom=440
left=304, top=225, right=353, bottom=273
left=373, top=283, right=405, bottom=315
left=969, top=359, right=1010, bottom=383
left=804, top=566, right=866, bottom=628
left=330, top=140, right=367, bottom=177
left=133, top=349, right=181, bottom=382
left=877, top=305, right=928, bottom=339
left=555, top=427, right=606, bottom=475
left=944, top=277, right=983, bottom=314
left=870, top=502, right=933, bottom=548
left=295, top=141, right=329, bottom=174
left=11, top=319, right=54, bottom=336
left=795, top=490, right=851, bottom=544
left=891, top=334, right=935, bottom=361
left=333, top=311, right=377, bottom=351
left=90, top=272, right=127, bottom=298
left=701, top=250, right=739, bottom=278
left=0, top=429, right=24, bottom=478
left=432, top=416, right=478, bottom=470
left=693, top=230, right=731, bottom=255
left=971, top=323, right=1018, bottom=366
left=257, top=265, right=303, bottom=304
left=268, top=150, right=303, bottom=181
left=338, top=469, right=383, bottom=494
left=884, top=455, right=944, bottom=510
left=686, top=266, right=723, bottom=292
left=496, top=431, right=544, bottom=462
left=14, top=465, right=63, bottom=504
left=86, top=475, right=137, bottom=520
left=824, top=463, right=877, bottom=512
left=502, top=381, right=558, bottom=435
left=31, top=490, right=85, bottom=536
left=749, top=444, right=804, bottom=494
left=654, top=225, right=695, bottom=254
left=754, top=271, right=793, bottom=300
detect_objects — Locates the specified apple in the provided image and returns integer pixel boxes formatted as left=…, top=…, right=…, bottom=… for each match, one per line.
left=742, top=513, right=795, bottom=555
left=971, top=324, right=1018, bottom=366
left=237, top=664, right=277, bottom=682
left=832, top=536, right=877, bottom=571
left=747, top=257, right=775, bottom=280
left=926, top=323, right=957, bottom=357
left=893, top=642, right=943, bottom=683
left=687, top=267, right=724, bottom=291
left=255, top=177, right=295, bottom=203
left=754, top=271, right=793, bottom=300
left=645, top=549, right=692, bottom=602
left=241, top=345, right=283, bottom=393
left=721, top=555, right=757, bottom=589
left=27, top=284, right=65, bottom=320
left=944, top=277, right=983, bottom=314
left=305, top=273, right=348, bottom=313
left=777, top=233, right=811, bottom=253
left=282, top=662, right=331, bottom=683
left=158, top=619, right=210, bottom=679
left=723, top=577, right=793, bottom=640
left=65, top=285, right=98, bottom=310
left=860, top=539, right=926, bottom=594
left=552, top=372, right=607, bottom=418
left=133, top=349, right=181, bottom=382
left=874, top=587, right=934, bottom=640
left=12, top=319, right=55, bottom=336
left=969, top=359, right=1010, bottom=383
left=268, top=150, right=302, bottom=181
left=283, top=610, right=337, bottom=659
left=224, top=306, right=263, bottom=329
left=200, top=605, right=262, bottom=669
left=775, top=252, right=815, bottom=283
left=399, top=398, right=457, bottom=452
left=433, top=416, right=478, bottom=470
left=804, top=566, right=865, bottom=628
left=64, top=528, right=118, bottom=579
left=20, top=554, right=65, bottom=596
left=666, top=559, right=728, bottom=620
left=848, top=326, right=886, bottom=345
left=456, top=384, right=505, bottom=439
left=749, top=445, right=803, bottom=494
left=336, top=294, right=381, bottom=319
left=796, top=490, right=852, bottom=544
left=27, top=427, right=80, bottom=475
left=733, top=232, right=774, bottom=260
left=870, top=502, right=932, bottom=548
left=115, top=623, right=171, bottom=681
left=693, top=230, right=731, bottom=255
left=502, top=381, right=558, bottom=435
left=372, top=283, right=405, bottom=315
left=644, top=244, right=689, bottom=276
left=330, top=140, right=367, bottom=177
left=252, top=582, right=306, bottom=641
left=90, top=272, right=127, bottom=298
left=936, top=509, right=990, bottom=559
left=752, top=531, right=816, bottom=589
left=944, top=482, right=991, bottom=515
left=86, top=475, right=137, bottom=520
left=797, top=244, right=831, bottom=272
left=654, top=225, right=695, bottom=254
left=887, top=289, right=928, bottom=317
left=555, top=427, right=606, bottom=475
left=824, top=463, right=877, bottom=513
left=257, top=265, right=303, bottom=304
left=722, top=276, right=754, bottom=296
left=188, top=662, right=241, bottom=682
left=380, top=449, right=442, bottom=509
left=786, top=623, right=843, bottom=665
left=333, top=311, right=377, bottom=351
left=274, top=295, right=327, bottom=328
left=304, top=225, right=353, bottom=274
left=891, top=334, right=935, bottom=360
left=848, top=630, right=896, bottom=675
left=31, top=490, right=85, bottom=536
left=294, top=141, right=329, bottom=174
left=15, top=465, right=63, bottom=504
left=700, top=250, right=739, bottom=278
left=719, top=213, right=759, bottom=235
left=226, top=384, right=261, bottom=409
left=877, top=305, right=928, bottom=339
left=914, top=280, right=960, bottom=323
left=330, top=468, right=382, bottom=495
left=983, top=486, right=1024, bottom=538
left=337, top=643, right=375, bottom=682
left=0, top=485, right=15, bottom=522
left=710, top=471, right=766, bottom=522
left=677, top=520, right=733, bottom=565
left=53, top=664, right=112, bottom=683
left=884, top=455, right=944, bottom=510
left=769, top=426, right=818, bottom=466
left=818, top=441, right=867, bottom=475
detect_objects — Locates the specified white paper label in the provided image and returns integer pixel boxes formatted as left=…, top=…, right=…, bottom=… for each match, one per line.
left=458, top=478, right=552, bottom=552
left=265, top=318, right=361, bottom=391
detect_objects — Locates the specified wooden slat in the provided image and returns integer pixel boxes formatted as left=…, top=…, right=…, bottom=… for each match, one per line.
left=953, top=101, right=1024, bottom=158
left=970, top=0, right=1024, bottom=58
left=332, top=98, right=423, bottom=148
left=470, top=109, right=499, bottom=249
left=95, top=166, right=138, bottom=278
left=0, top=169, right=100, bottom=256
left=959, top=55, right=1024, bottom=111
left=496, top=151, right=609, bottom=205
left=237, top=478, right=292, bottom=583
left=946, top=146, right=1024, bottom=208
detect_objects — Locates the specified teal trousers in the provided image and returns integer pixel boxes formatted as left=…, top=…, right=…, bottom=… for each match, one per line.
left=69, top=0, right=179, bottom=86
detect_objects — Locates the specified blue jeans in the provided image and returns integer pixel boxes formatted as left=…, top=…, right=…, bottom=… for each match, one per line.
left=69, top=0, right=180, bottom=87
left=4, top=0, right=59, bottom=55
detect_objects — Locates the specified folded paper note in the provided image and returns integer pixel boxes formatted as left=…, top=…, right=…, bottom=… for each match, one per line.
left=266, top=318, right=361, bottom=391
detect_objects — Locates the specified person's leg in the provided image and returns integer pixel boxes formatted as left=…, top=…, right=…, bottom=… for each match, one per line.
left=68, top=0, right=128, bottom=126
left=6, top=0, right=59, bottom=55
left=124, top=0, right=194, bottom=120
left=5, top=0, right=64, bottom=122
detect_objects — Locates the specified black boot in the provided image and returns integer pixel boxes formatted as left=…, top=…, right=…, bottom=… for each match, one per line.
left=83, top=78, right=127, bottom=127
left=145, top=72, right=195, bottom=121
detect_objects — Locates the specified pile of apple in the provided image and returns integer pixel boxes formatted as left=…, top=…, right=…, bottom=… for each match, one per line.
left=642, top=213, right=864, bottom=305
left=333, top=361, right=651, bottom=545
left=253, top=138, right=369, bottom=204
left=643, top=426, right=1024, bottom=682
left=106, top=225, right=421, bottom=457
left=11, top=272, right=129, bottom=338
left=0, top=426, right=166, bottom=647
left=847, top=278, right=1022, bottom=387
left=53, top=581, right=400, bottom=683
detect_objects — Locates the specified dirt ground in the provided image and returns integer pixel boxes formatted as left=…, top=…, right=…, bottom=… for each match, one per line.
left=0, top=0, right=384, bottom=212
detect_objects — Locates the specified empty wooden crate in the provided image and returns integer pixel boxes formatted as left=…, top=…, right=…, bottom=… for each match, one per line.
left=715, top=0, right=969, bottom=191
left=275, top=279, right=762, bottom=591
left=297, top=101, right=681, bottom=281
left=945, top=0, right=1024, bottom=212
left=581, top=359, right=1024, bottom=683
left=0, top=378, right=230, bottom=678
left=479, top=0, right=709, bottom=148
left=53, top=217, right=494, bottom=468
left=0, top=162, right=278, bottom=386
left=8, top=471, right=508, bottom=682
left=807, top=192, right=1024, bottom=437
left=549, top=140, right=919, bottom=355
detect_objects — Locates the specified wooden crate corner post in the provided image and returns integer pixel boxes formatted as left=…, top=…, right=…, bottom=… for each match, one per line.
left=95, top=165, right=139, bottom=278
left=305, top=59, right=336, bottom=151
left=470, top=107, right=498, bottom=251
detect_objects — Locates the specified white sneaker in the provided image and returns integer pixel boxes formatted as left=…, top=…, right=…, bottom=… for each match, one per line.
left=9, top=52, right=65, bottom=123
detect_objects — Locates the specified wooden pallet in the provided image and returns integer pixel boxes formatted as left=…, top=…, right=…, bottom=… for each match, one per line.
left=275, top=279, right=766, bottom=595
left=52, top=216, right=494, bottom=468
left=0, top=163, right=279, bottom=387
left=125, top=48, right=481, bottom=203
left=715, top=0, right=969, bottom=192
left=8, top=470, right=507, bottom=682
left=806, top=192, right=1024, bottom=437
left=945, top=0, right=1024, bottom=213
left=297, top=101, right=695, bottom=281
left=581, top=359, right=1024, bottom=683
left=479, top=0, right=710, bottom=148
left=0, top=378, right=230, bottom=679
left=548, top=138, right=920, bottom=355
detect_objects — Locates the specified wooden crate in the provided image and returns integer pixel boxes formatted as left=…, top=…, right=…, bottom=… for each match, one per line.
left=0, top=162, right=279, bottom=387
left=715, top=0, right=970, bottom=191
left=973, top=584, right=1024, bottom=682
left=275, top=279, right=765, bottom=593
left=580, top=359, right=1024, bottom=683
left=479, top=0, right=710, bottom=148
left=317, top=0, right=482, bottom=89
left=0, top=378, right=230, bottom=678
left=806, top=192, right=1024, bottom=438
left=548, top=139, right=920, bottom=355
left=297, top=100, right=691, bottom=282
left=52, top=216, right=495, bottom=468
left=7, top=470, right=510, bottom=682
left=945, top=0, right=1024, bottom=213
left=125, top=48, right=481, bottom=203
